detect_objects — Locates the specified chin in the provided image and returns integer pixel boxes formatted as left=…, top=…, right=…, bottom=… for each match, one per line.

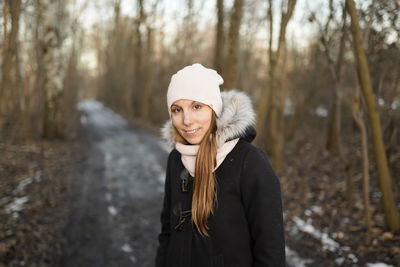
left=186, top=138, right=201, bottom=145
left=180, top=131, right=205, bottom=145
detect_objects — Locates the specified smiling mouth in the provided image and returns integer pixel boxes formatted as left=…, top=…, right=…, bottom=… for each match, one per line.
left=184, top=128, right=200, bottom=134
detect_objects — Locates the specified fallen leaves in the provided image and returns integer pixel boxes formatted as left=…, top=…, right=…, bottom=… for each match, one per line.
left=0, top=140, right=83, bottom=266
left=282, top=134, right=400, bottom=265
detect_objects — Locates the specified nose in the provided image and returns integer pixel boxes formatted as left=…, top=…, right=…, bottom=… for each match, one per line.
left=183, top=111, right=193, bottom=126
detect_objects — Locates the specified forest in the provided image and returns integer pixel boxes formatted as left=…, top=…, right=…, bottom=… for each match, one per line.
left=0, top=0, right=399, bottom=266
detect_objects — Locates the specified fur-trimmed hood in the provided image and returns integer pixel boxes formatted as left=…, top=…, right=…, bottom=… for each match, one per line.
left=161, top=90, right=256, bottom=148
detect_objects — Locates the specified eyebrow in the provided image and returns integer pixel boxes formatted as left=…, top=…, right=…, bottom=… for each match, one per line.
left=171, top=101, right=197, bottom=109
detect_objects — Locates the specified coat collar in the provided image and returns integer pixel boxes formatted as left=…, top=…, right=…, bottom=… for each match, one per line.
left=161, top=90, right=256, bottom=148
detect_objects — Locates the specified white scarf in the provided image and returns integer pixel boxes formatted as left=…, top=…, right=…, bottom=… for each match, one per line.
left=175, top=138, right=240, bottom=177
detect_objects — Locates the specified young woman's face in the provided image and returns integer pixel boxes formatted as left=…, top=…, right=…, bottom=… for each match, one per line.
left=171, top=99, right=213, bottom=145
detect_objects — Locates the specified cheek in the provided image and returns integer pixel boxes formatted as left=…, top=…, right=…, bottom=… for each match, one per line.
left=198, top=111, right=212, bottom=128
left=171, top=115, right=181, bottom=128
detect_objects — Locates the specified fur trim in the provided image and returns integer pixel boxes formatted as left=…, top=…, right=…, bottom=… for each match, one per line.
left=160, top=90, right=256, bottom=148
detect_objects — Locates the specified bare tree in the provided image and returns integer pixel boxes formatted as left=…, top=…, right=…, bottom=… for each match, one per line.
left=256, top=0, right=297, bottom=173
left=346, top=0, right=400, bottom=232
left=141, top=0, right=161, bottom=120
left=0, top=0, right=22, bottom=134
left=132, top=0, right=145, bottom=117
left=351, top=86, right=372, bottom=238
left=223, top=0, right=244, bottom=90
left=214, top=0, right=225, bottom=74
left=312, top=1, right=348, bottom=156
left=36, top=0, right=67, bottom=139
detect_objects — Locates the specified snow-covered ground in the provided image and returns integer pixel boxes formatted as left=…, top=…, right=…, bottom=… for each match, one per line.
left=63, top=100, right=169, bottom=267
left=77, top=100, right=128, bottom=130
left=2, top=171, right=42, bottom=219
left=366, top=263, right=394, bottom=267
left=286, top=205, right=395, bottom=266
left=286, top=246, right=313, bottom=266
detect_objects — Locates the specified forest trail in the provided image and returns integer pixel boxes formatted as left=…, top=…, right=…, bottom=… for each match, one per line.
left=61, top=100, right=307, bottom=267
left=61, top=101, right=168, bottom=267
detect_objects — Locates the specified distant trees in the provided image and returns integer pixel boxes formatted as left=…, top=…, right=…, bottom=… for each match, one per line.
left=0, top=0, right=82, bottom=141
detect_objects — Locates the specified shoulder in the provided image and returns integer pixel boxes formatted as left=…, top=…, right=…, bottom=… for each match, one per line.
left=236, top=140, right=278, bottom=183
left=167, top=149, right=181, bottom=164
left=235, top=139, right=270, bottom=165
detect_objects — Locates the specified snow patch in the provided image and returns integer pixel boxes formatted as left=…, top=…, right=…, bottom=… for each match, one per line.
left=335, top=257, right=345, bottom=265
left=285, top=246, right=313, bottom=266
left=314, top=106, right=328, bottom=117
left=108, top=205, right=118, bottom=216
left=77, top=100, right=128, bottom=129
left=34, top=171, right=42, bottom=182
left=366, top=263, right=394, bottom=267
left=304, top=209, right=312, bottom=216
left=5, top=196, right=29, bottom=218
left=121, top=243, right=133, bottom=253
left=12, top=171, right=42, bottom=194
left=129, top=256, right=137, bottom=263
left=311, top=205, right=322, bottom=214
left=348, top=253, right=358, bottom=263
left=391, top=99, right=399, bottom=110
left=292, top=216, right=340, bottom=252
left=13, top=177, right=33, bottom=194
left=77, top=99, right=103, bottom=111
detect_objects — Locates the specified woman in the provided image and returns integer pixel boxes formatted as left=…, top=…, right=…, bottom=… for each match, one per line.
left=156, top=63, right=285, bottom=267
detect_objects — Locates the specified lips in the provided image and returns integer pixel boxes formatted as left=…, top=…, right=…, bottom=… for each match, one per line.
left=183, top=128, right=200, bottom=134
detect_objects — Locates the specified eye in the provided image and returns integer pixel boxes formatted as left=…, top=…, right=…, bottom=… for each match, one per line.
left=171, top=108, right=181, bottom=113
left=193, top=104, right=202, bottom=110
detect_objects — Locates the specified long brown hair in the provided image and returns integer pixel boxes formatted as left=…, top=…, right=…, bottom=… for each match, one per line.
left=173, top=112, right=218, bottom=237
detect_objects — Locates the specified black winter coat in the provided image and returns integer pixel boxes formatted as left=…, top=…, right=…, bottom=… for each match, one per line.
left=156, top=90, right=285, bottom=267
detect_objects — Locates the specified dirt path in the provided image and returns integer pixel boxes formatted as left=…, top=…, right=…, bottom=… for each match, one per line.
left=61, top=101, right=168, bottom=267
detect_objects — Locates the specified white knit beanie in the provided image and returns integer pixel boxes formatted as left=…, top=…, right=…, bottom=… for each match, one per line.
left=167, top=63, right=224, bottom=117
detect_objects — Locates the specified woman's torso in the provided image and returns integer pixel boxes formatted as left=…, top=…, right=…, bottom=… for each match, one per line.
left=165, top=139, right=256, bottom=267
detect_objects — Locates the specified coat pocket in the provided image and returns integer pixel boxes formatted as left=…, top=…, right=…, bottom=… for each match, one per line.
left=212, top=254, right=224, bottom=267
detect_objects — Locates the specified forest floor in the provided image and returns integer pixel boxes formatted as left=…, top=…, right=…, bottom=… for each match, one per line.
left=0, top=101, right=399, bottom=267
left=281, top=133, right=400, bottom=266
left=0, top=139, right=84, bottom=266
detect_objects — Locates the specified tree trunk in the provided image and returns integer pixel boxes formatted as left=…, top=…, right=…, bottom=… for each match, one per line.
left=257, top=0, right=297, bottom=173
left=0, top=0, right=22, bottom=133
left=38, top=0, right=66, bottom=139
left=214, top=0, right=225, bottom=75
left=133, top=0, right=145, bottom=117
left=141, top=26, right=154, bottom=120
left=223, top=0, right=243, bottom=90
left=352, top=87, right=372, bottom=238
left=326, top=91, right=343, bottom=155
left=325, top=5, right=347, bottom=156
left=345, top=162, right=355, bottom=208
left=346, top=0, right=400, bottom=233
left=255, top=0, right=274, bottom=145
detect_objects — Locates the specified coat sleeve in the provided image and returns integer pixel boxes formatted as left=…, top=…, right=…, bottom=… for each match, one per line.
left=240, top=147, right=285, bottom=267
left=155, top=152, right=173, bottom=267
